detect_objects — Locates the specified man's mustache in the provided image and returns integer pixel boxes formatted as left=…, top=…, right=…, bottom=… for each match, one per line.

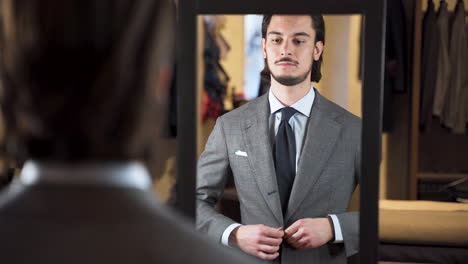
left=274, top=58, right=299, bottom=65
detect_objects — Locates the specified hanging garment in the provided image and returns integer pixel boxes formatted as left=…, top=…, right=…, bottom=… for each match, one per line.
left=385, top=0, right=407, bottom=93
left=432, top=1, right=451, bottom=121
left=466, top=23, right=468, bottom=125
left=443, top=0, right=468, bottom=134
left=214, top=33, right=231, bottom=61
left=202, top=24, right=230, bottom=122
left=383, top=0, right=408, bottom=132
left=420, top=0, right=439, bottom=130
left=203, top=61, right=229, bottom=121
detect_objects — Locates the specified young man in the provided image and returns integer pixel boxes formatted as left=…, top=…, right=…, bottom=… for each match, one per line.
left=197, top=15, right=361, bottom=263
left=0, top=1, right=254, bottom=263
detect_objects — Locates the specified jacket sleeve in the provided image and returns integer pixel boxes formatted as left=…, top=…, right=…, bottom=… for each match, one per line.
left=196, top=117, right=237, bottom=242
left=336, top=127, right=360, bottom=257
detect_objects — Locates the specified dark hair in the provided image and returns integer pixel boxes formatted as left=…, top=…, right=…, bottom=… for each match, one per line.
left=0, top=0, right=174, bottom=162
left=261, top=14, right=325, bottom=84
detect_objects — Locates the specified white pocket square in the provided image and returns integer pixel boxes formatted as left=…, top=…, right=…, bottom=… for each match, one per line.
left=235, top=150, right=248, bottom=157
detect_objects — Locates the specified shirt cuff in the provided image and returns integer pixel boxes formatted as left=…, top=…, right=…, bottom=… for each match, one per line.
left=328, top=214, right=344, bottom=243
left=221, top=223, right=242, bottom=247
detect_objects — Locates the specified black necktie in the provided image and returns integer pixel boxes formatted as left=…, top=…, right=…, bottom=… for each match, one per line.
left=274, top=107, right=297, bottom=214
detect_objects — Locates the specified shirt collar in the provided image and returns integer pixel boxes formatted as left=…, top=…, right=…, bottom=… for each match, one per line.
left=268, top=85, right=315, bottom=117
left=19, top=160, right=152, bottom=190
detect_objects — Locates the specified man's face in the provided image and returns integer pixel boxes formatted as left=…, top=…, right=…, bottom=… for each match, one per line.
left=262, top=15, right=323, bottom=86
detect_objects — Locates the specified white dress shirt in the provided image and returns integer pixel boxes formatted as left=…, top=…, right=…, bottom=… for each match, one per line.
left=19, top=160, right=152, bottom=190
left=222, top=86, right=343, bottom=246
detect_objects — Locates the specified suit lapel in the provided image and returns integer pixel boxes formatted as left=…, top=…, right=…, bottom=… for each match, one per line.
left=242, top=94, right=284, bottom=225
left=285, top=92, right=342, bottom=221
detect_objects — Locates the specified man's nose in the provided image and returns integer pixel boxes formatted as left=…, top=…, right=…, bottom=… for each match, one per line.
left=280, top=41, right=293, bottom=56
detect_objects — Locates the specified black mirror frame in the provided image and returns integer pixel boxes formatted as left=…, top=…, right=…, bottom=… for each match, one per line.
left=176, top=1, right=386, bottom=263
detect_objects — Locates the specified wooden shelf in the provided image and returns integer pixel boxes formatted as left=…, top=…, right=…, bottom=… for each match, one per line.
left=417, top=172, right=468, bottom=180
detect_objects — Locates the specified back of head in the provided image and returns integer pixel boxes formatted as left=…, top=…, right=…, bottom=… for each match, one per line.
left=0, top=0, right=174, bottom=162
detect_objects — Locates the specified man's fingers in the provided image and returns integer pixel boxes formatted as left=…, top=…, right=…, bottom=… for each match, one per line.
left=284, top=220, right=301, bottom=238
left=257, top=251, right=279, bottom=261
left=259, top=236, right=283, bottom=246
left=290, top=235, right=309, bottom=249
left=286, top=228, right=304, bottom=244
left=258, top=244, right=280, bottom=254
left=261, top=225, right=284, bottom=238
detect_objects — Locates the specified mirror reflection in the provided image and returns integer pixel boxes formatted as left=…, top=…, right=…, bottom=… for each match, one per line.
left=195, top=14, right=363, bottom=263
left=378, top=0, right=468, bottom=263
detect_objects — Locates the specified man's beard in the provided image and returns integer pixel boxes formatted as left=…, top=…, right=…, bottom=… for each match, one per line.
left=269, top=60, right=312, bottom=86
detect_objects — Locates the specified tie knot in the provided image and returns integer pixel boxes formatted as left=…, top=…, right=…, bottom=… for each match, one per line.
left=281, top=107, right=296, bottom=121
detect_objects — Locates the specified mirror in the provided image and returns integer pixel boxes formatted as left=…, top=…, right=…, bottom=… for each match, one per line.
left=176, top=1, right=385, bottom=264
left=195, top=14, right=363, bottom=263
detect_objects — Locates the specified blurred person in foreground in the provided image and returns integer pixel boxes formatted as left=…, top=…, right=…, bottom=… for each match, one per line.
left=0, top=0, right=254, bottom=263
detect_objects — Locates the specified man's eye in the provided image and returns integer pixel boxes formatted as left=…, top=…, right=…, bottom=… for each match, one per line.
left=271, top=38, right=281, bottom=43
left=295, top=39, right=306, bottom=45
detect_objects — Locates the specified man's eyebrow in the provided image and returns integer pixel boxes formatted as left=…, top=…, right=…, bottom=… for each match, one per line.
left=267, top=31, right=283, bottom=36
left=293, top=32, right=310, bottom=37
left=267, top=31, right=310, bottom=37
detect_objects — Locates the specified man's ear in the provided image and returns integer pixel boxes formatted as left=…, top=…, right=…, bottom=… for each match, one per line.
left=313, top=41, right=324, bottom=61
left=262, top=38, right=267, bottom=59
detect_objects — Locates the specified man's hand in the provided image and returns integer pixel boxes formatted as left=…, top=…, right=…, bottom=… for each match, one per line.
left=229, top=224, right=284, bottom=260
left=284, top=218, right=333, bottom=249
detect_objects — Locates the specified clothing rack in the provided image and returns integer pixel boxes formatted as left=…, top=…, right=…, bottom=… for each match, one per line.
left=409, top=0, right=468, bottom=199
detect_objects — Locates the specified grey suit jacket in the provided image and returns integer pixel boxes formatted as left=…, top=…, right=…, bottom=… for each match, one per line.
left=444, top=0, right=468, bottom=134
left=0, top=179, right=254, bottom=264
left=197, top=91, right=361, bottom=264
left=432, top=0, right=450, bottom=119
left=420, top=0, right=438, bottom=129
